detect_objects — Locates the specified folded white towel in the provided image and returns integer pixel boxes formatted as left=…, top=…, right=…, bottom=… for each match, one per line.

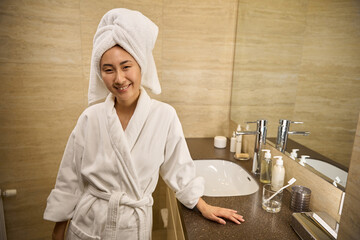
left=88, top=8, right=161, bottom=105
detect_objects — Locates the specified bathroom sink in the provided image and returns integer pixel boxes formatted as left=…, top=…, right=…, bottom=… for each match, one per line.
left=194, top=159, right=259, bottom=197
left=306, top=159, right=348, bottom=187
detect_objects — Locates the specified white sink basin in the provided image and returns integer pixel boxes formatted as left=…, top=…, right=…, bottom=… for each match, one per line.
left=306, top=159, right=348, bottom=187
left=194, top=159, right=259, bottom=197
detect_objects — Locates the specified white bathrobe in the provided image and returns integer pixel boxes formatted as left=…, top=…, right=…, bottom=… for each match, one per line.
left=44, top=88, right=204, bottom=239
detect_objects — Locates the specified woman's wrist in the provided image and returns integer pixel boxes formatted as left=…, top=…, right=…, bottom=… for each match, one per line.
left=196, top=197, right=208, bottom=213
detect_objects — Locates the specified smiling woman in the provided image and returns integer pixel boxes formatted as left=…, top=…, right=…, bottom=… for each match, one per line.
left=43, top=8, right=244, bottom=240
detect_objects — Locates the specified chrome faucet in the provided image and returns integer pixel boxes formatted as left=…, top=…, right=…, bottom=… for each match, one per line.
left=276, top=119, right=310, bottom=153
left=235, top=119, right=267, bottom=175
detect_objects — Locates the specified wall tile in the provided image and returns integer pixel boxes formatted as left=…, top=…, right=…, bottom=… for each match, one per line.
left=231, top=0, right=307, bottom=137
left=337, top=113, right=360, bottom=239
left=0, top=0, right=82, bottom=64
left=162, top=0, right=237, bottom=137
left=293, top=0, right=360, bottom=166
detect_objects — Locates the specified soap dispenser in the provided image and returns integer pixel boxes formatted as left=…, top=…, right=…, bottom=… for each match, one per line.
left=271, top=156, right=285, bottom=191
left=235, top=124, right=242, bottom=155
left=290, top=149, right=299, bottom=160
left=299, top=155, right=310, bottom=166
left=260, top=149, right=272, bottom=183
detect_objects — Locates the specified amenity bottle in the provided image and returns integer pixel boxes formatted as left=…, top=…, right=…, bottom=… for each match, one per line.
left=290, top=149, right=299, bottom=160
left=271, top=156, right=285, bottom=191
left=260, top=149, right=272, bottom=183
left=235, top=124, right=242, bottom=155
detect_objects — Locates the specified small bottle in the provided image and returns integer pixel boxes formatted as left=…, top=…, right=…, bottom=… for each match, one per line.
left=290, top=149, right=299, bottom=160
left=235, top=124, right=242, bottom=155
left=230, top=131, right=236, bottom=152
left=260, top=149, right=272, bottom=183
left=271, top=156, right=285, bottom=191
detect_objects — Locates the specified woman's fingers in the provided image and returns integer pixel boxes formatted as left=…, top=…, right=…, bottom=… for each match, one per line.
left=221, top=208, right=238, bottom=213
left=215, top=208, right=245, bottom=224
left=213, top=215, right=226, bottom=225
left=196, top=198, right=245, bottom=225
left=231, top=213, right=245, bottom=224
left=229, top=216, right=241, bottom=224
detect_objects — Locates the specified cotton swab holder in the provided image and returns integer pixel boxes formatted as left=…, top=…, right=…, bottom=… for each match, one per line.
left=291, top=185, right=312, bottom=212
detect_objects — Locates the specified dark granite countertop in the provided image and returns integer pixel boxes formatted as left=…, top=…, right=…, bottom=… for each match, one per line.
left=180, top=138, right=300, bottom=240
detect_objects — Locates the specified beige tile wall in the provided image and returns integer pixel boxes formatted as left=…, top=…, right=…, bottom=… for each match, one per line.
left=292, top=0, right=360, bottom=167
left=0, top=0, right=237, bottom=239
left=231, top=0, right=307, bottom=134
left=231, top=0, right=360, bottom=168
left=338, top=113, right=360, bottom=239
left=161, top=0, right=237, bottom=137
left=0, top=1, right=85, bottom=239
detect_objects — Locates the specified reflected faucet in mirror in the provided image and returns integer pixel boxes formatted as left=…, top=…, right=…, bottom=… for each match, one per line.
left=276, top=120, right=310, bottom=153
left=235, top=119, right=267, bottom=175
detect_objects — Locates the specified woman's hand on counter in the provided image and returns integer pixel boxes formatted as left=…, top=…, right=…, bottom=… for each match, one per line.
left=196, top=198, right=245, bottom=225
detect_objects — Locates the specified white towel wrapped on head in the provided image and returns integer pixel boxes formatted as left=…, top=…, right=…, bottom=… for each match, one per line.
left=88, top=8, right=161, bottom=105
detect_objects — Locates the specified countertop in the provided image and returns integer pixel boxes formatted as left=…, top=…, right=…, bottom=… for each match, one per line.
left=180, top=138, right=300, bottom=240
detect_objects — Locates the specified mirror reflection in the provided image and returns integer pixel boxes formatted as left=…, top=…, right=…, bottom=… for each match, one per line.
left=231, top=1, right=360, bottom=188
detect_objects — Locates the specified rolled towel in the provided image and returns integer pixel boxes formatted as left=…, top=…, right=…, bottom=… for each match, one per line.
left=88, top=8, right=161, bottom=105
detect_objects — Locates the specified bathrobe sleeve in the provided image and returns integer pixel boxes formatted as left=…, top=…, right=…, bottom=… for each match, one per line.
left=44, top=115, right=85, bottom=222
left=160, top=109, right=204, bottom=209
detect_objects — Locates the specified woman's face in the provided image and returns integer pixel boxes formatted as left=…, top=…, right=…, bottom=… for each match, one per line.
left=100, top=45, right=141, bottom=106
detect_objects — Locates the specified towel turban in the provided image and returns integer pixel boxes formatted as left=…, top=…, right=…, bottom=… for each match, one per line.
left=88, top=8, right=161, bottom=105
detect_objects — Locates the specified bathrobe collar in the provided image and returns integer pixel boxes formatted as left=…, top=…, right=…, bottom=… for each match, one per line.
left=104, top=86, right=151, bottom=151
left=124, top=87, right=152, bottom=151
left=104, top=87, right=151, bottom=199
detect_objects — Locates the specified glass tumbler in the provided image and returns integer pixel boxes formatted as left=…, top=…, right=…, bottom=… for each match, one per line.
left=262, top=184, right=283, bottom=213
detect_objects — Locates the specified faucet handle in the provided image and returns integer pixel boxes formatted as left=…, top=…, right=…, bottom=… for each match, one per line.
left=246, top=119, right=267, bottom=124
left=245, top=121, right=258, bottom=124
left=279, top=119, right=303, bottom=125
left=299, top=155, right=310, bottom=166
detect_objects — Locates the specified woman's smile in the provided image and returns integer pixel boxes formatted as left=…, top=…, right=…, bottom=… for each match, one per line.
left=114, top=83, right=132, bottom=92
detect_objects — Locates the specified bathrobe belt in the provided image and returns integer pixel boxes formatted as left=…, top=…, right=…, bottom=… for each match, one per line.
left=88, top=185, right=154, bottom=240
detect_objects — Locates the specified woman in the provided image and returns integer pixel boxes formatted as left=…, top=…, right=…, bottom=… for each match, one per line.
left=44, top=8, right=244, bottom=240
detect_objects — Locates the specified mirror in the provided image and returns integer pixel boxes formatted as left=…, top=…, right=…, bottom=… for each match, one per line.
left=230, top=1, right=360, bottom=188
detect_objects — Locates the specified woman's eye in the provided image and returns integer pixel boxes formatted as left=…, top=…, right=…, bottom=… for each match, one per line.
left=104, top=69, right=113, bottom=73
left=123, top=65, right=131, bottom=70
